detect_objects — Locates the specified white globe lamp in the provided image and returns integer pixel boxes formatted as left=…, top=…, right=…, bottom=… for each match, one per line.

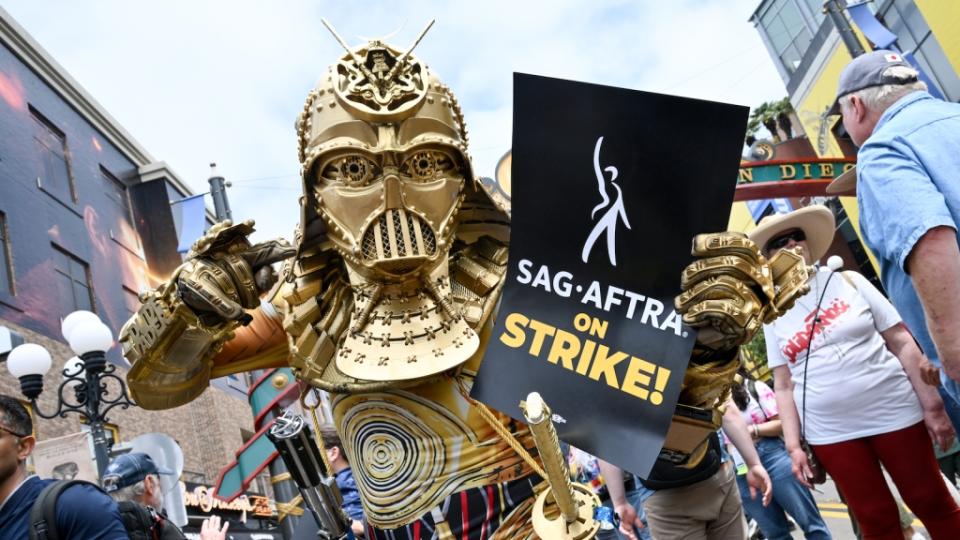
left=6, top=343, right=52, bottom=399
left=67, top=320, right=114, bottom=373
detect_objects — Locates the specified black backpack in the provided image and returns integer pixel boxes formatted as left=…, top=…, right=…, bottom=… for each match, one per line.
left=28, top=479, right=164, bottom=540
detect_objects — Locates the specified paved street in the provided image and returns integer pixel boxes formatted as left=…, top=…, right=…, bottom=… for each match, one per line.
left=787, top=478, right=928, bottom=540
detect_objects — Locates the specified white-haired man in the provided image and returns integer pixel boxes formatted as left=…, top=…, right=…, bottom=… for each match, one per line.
left=832, top=50, right=960, bottom=404
left=104, top=452, right=228, bottom=540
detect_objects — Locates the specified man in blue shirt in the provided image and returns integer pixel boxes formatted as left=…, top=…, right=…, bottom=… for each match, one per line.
left=832, top=50, right=960, bottom=417
left=0, top=394, right=128, bottom=539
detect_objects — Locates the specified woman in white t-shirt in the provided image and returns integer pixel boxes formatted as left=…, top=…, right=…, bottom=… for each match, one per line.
left=750, top=205, right=960, bottom=539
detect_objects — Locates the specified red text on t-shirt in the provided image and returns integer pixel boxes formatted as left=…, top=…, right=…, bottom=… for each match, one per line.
left=781, top=298, right=851, bottom=363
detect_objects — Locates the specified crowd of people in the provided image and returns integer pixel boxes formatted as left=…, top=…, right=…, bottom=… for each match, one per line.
left=0, top=395, right=231, bottom=539
left=4, top=49, right=960, bottom=540
left=568, top=50, right=960, bottom=540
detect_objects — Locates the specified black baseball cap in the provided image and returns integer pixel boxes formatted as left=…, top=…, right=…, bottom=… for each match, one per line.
left=827, top=50, right=917, bottom=116
left=102, top=452, right=174, bottom=492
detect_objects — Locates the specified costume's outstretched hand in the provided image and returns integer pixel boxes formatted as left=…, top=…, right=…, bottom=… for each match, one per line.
left=177, top=220, right=295, bottom=325
left=675, top=232, right=810, bottom=357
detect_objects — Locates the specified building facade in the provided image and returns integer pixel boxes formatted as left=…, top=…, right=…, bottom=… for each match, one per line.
left=0, top=7, right=279, bottom=535
left=740, top=0, right=960, bottom=276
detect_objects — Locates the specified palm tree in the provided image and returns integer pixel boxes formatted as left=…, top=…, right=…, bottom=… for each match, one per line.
left=746, top=97, right=796, bottom=144
left=774, top=97, right=794, bottom=140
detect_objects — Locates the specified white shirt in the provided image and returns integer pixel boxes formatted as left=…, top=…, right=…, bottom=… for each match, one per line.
left=764, top=270, right=922, bottom=445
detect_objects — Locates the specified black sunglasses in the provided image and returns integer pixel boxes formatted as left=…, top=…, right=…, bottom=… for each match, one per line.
left=766, top=229, right=806, bottom=251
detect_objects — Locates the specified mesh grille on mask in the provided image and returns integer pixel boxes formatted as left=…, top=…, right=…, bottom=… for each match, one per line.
left=361, top=209, right=437, bottom=265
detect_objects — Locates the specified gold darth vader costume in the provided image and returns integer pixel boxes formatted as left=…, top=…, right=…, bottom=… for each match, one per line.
left=120, top=32, right=809, bottom=539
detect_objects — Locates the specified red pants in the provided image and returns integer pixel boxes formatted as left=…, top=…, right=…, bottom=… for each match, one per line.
left=813, top=421, right=960, bottom=540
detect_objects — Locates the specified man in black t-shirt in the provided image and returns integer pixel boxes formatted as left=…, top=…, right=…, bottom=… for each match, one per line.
left=599, top=400, right=771, bottom=540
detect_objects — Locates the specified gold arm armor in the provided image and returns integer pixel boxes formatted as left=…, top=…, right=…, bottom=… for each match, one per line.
left=120, top=220, right=295, bottom=410
left=660, top=232, right=810, bottom=466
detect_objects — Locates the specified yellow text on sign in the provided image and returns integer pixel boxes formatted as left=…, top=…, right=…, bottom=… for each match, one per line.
left=499, top=312, right=671, bottom=405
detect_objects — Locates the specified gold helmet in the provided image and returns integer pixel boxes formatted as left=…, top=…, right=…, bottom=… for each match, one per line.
left=291, top=26, right=501, bottom=383
left=296, top=39, right=473, bottom=279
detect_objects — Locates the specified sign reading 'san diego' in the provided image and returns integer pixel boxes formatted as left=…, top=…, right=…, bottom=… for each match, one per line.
left=472, top=74, right=748, bottom=477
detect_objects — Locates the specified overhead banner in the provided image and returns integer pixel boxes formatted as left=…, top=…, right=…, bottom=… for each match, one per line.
left=32, top=432, right=98, bottom=483
left=471, top=73, right=747, bottom=477
left=176, top=194, right=208, bottom=254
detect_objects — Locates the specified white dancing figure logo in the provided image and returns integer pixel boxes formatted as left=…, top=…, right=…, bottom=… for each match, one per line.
left=581, top=136, right=632, bottom=266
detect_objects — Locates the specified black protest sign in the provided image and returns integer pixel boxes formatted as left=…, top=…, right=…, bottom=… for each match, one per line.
left=471, top=73, right=747, bottom=477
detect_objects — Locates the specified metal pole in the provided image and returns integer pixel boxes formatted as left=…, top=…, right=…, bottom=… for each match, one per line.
left=209, top=166, right=299, bottom=536
left=208, top=162, right=233, bottom=222
left=824, top=0, right=866, bottom=58
left=84, top=369, right=110, bottom=479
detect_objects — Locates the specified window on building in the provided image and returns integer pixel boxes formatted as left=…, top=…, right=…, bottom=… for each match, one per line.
left=29, top=106, right=76, bottom=204
left=225, top=373, right=249, bottom=394
left=52, top=245, right=94, bottom=314
left=100, top=166, right=132, bottom=224
left=182, top=470, right=207, bottom=484
left=878, top=0, right=960, bottom=101
left=802, top=0, right=826, bottom=26
left=122, top=286, right=141, bottom=319
left=0, top=212, right=13, bottom=295
left=759, top=0, right=815, bottom=76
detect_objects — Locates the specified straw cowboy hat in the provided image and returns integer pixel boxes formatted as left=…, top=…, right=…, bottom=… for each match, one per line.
left=825, top=166, right=856, bottom=195
left=748, top=205, right=836, bottom=263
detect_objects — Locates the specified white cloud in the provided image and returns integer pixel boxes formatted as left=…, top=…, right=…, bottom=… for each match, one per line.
left=3, top=0, right=786, bottom=242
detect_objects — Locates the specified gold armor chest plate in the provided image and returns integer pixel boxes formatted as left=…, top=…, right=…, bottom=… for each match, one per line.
left=276, top=235, right=533, bottom=528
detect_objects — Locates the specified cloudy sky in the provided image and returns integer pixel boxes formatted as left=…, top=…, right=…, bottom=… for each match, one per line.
left=3, top=0, right=787, bottom=242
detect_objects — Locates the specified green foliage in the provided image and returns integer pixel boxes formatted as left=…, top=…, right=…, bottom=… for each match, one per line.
left=741, top=331, right=772, bottom=383
left=746, top=97, right=795, bottom=143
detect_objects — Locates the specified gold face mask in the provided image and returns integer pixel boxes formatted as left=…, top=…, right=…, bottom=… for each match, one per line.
left=294, top=39, right=481, bottom=383
left=313, top=147, right=465, bottom=280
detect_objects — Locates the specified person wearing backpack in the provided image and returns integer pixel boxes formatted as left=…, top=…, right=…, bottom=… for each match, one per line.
left=0, top=394, right=128, bottom=539
left=101, top=452, right=185, bottom=540
left=102, top=452, right=229, bottom=540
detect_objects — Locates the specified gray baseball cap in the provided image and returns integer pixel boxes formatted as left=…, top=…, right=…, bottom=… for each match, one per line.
left=827, top=50, right=917, bottom=116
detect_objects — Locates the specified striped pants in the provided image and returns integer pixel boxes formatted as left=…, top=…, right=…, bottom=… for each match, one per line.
left=365, top=475, right=541, bottom=540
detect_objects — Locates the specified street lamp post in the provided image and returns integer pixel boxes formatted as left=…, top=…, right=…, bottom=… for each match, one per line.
left=5, top=310, right=136, bottom=479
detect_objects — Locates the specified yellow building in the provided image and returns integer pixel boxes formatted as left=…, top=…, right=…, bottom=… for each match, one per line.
left=738, top=0, right=960, bottom=281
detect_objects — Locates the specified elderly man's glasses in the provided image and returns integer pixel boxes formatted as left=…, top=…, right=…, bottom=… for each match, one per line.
left=766, top=229, right=806, bottom=251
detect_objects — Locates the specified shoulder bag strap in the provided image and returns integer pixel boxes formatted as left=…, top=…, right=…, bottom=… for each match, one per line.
left=801, top=272, right=838, bottom=442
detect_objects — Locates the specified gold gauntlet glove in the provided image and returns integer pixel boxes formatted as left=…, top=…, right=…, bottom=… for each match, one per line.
left=120, top=220, right=295, bottom=409
left=660, top=232, right=809, bottom=467
left=676, top=232, right=810, bottom=359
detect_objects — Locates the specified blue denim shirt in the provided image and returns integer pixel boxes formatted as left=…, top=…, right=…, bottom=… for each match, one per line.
left=857, top=91, right=960, bottom=367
